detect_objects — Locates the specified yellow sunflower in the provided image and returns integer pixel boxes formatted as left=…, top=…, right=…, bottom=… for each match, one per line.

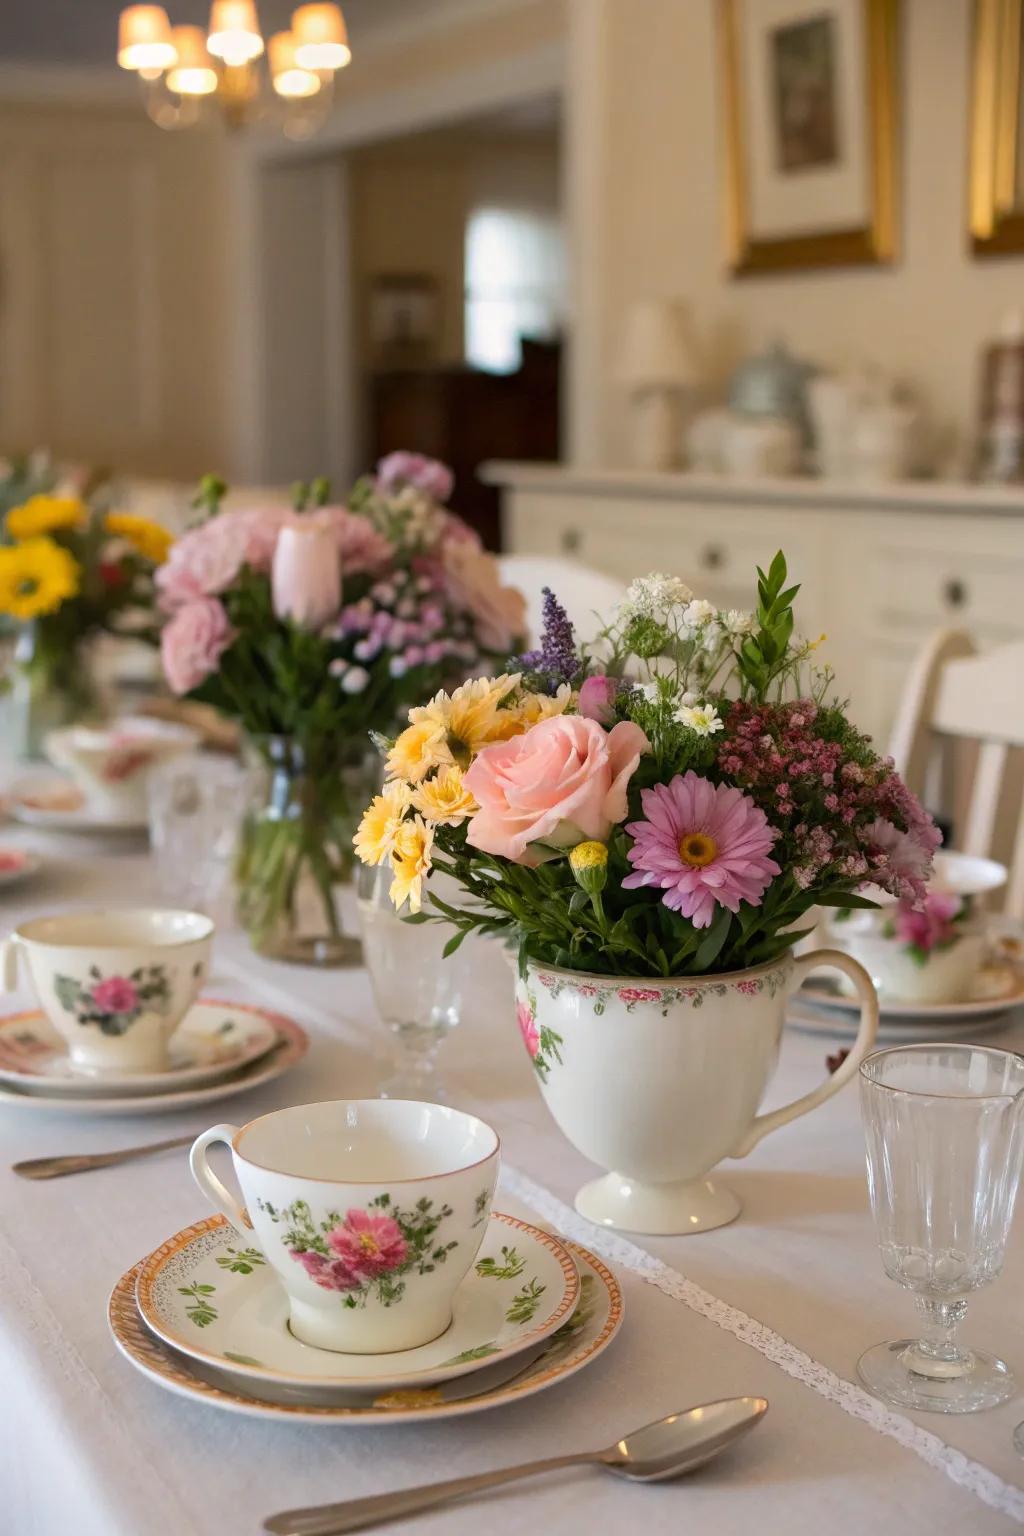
left=6, top=494, right=87, bottom=542
left=389, top=816, right=434, bottom=912
left=104, top=511, right=173, bottom=565
left=411, top=765, right=478, bottom=827
left=0, top=537, right=80, bottom=620
left=353, top=781, right=412, bottom=866
left=408, top=673, right=523, bottom=768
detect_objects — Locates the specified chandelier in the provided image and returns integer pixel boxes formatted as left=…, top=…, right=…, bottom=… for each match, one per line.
left=116, top=3, right=350, bottom=139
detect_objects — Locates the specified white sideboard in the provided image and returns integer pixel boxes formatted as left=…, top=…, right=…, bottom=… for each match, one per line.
left=483, top=462, right=1024, bottom=749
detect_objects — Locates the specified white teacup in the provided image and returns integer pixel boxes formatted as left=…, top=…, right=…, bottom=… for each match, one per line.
left=0, top=908, right=213, bottom=1075
left=45, top=716, right=197, bottom=820
left=190, top=1100, right=500, bottom=1354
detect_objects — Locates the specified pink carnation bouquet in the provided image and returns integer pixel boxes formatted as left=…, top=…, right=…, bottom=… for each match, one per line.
left=157, top=460, right=524, bottom=960
left=355, top=552, right=938, bottom=979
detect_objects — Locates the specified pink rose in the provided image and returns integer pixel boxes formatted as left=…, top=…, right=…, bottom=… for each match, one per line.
left=272, top=523, right=341, bottom=630
left=161, top=597, right=234, bottom=695
left=91, top=976, right=139, bottom=1014
left=308, top=506, right=393, bottom=578
left=155, top=517, right=246, bottom=611
left=465, top=715, right=649, bottom=865
left=578, top=674, right=618, bottom=725
left=516, top=1000, right=540, bottom=1058
left=230, top=506, right=294, bottom=571
left=377, top=452, right=454, bottom=502
left=292, top=1249, right=362, bottom=1292
left=441, top=541, right=527, bottom=653
left=326, top=1210, right=408, bottom=1277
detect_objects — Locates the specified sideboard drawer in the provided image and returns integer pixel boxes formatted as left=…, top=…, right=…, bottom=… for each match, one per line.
left=870, top=540, right=1024, bottom=639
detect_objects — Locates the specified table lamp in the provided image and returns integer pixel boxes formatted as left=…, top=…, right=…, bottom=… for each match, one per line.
left=619, top=299, right=697, bottom=471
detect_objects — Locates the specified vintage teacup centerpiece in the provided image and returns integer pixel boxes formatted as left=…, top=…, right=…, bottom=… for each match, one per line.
left=825, top=850, right=1007, bottom=1005
left=189, top=1099, right=499, bottom=1353
left=44, top=715, right=198, bottom=820
left=0, top=908, right=213, bottom=1076
left=357, top=553, right=942, bottom=1235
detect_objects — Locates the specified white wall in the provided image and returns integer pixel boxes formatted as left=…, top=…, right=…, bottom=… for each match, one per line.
left=569, top=0, right=1024, bottom=471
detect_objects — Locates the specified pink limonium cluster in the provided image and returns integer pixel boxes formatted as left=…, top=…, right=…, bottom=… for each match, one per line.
left=156, top=457, right=525, bottom=745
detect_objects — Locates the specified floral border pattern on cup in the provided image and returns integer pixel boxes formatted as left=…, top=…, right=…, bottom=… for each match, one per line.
left=255, top=1194, right=460, bottom=1309
left=530, top=962, right=788, bottom=1016
left=53, top=964, right=172, bottom=1037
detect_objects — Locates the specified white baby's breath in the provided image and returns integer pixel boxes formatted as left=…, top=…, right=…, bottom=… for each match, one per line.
left=725, top=609, right=754, bottom=635
left=621, top=572, right=694, bottom=621
left=683, top=599, right=716, bottom=629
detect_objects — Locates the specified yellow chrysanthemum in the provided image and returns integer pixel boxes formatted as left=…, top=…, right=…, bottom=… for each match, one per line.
left=411, top=766, right=478, bottom=827
left=6, top=494, right=86, bottom=542
left=104, top=511, right=173, bottom=565
left=409, top=673, right=522, bottom=767
left=517, top=683, right=576, bottom=728
left=353, top=781, right=413, bottom=866
left=387, top=720, right=450, bottom=784
left=0, top=537, right=79, bottom=620
left=389, top=816, right=434, bottom=913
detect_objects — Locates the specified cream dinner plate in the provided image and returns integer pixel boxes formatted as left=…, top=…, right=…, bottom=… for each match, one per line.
left=0, top=1003, right=307, bottom=1114
left=110, top=1235, right=622, bottom=1424
left=0, top=1000, right=278, bottom=1096
left=135, top=1212, right=580, bottom=1398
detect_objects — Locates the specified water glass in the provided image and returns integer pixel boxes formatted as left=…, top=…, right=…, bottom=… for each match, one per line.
left=356, top=863, right=470, bottom=1102
left=148, top=755, right=249, bottom=922
left=858, top=1043, right=1024, bottom=1413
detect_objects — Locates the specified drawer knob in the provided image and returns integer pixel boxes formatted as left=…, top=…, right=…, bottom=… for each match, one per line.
left=701, top=544, right=725, bottom=570
left=561, top=527, right=582, bottom=555
left=943, top=577, right=968, bottom=609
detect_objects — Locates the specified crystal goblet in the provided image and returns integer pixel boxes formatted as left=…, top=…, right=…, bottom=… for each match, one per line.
left=858, top=1043, right=1024, bottom=1413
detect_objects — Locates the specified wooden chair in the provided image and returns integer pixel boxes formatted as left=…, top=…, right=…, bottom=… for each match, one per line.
left=497, top=554, right=627, bottom=649
left=888, top=629, right=1024, bottom=915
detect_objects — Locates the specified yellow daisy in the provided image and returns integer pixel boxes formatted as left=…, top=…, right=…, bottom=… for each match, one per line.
left=386, top=720, right=451, bottom=784
left=389, top=816, right=434, bottom=912
left=353, top=781, right=413, bottom=866
left=6, top=494, right=86, bottom=542
left=411, top=766, right=478, bottom=827
left=104, top=511, right=173, bottom=565
left=0, top=537, right=79, bottom=620
left=517, top=683, right=576, bottom=728
left=409, top=673, right=522, bottom=767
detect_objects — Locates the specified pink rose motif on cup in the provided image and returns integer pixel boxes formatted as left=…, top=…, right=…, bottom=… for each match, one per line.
left=53, top=965, right=171, bottom=1037
left=517, top=999, right=540, bottom=1059
left=617, top=987, right=663, bottom=1005
left=465, top=716, right=649, bottom=866
left=257, top=1193, right=460, bottom=1309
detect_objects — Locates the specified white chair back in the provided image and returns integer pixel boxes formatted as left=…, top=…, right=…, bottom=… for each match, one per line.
left=889, top=629, right=1024, bottom=915
left=497, top=554, right=627, bottom=649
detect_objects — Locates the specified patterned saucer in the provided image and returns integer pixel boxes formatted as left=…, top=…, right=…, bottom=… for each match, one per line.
left=110, top=1238, right=622, bottom=1423
left=0, top=1001, right=278, bottom=1097
left=0, top=849, right=42, bottom=888
left=8, top=777, right=146, bottom=834
left=799, top=961, right=1024, bottom=1023
left=0, top=1003, right=307, bottom=1115
left=135, top=1212, right=580, bottom=1397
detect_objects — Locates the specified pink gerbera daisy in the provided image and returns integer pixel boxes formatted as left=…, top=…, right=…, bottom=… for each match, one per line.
left=623, top=771, right=780, bottom=929
left=326, top=1209, right=408, bottom=1278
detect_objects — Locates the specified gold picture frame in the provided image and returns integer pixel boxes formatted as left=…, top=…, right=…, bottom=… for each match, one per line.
left=719, top=0, right=900, bottom=276
left=969, top=0, right=1024, bottom=255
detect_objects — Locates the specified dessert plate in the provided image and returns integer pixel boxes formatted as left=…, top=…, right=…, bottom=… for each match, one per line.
left=798, top=961, right=1024, bottom=1024
left=787, top=994, right=999, bottom=1043
left=0, top=1004, right=307, bottom=1115
left=135, top=1212, right=580, bottom=1397
left=0, top=1001, right=278, bottom=1096
left=8, top=778, right=146, bottom=834
left=0, top=849, right=42, bottom=888
left=110, top=1237, right=622, bottom=1423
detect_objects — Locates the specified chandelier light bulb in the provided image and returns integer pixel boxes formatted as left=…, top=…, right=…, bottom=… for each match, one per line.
left=117, top=5, right=178, bottom=73
left=269, top=31, right=321, bottom=98
left=166, top=26, right=218, bottom=95
left=207, top=0, right=264, bottom=66
left=291, top=4, right=350, bottom=71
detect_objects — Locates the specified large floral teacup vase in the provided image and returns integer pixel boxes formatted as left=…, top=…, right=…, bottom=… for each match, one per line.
left=516, top=949, right=878, bottom=1235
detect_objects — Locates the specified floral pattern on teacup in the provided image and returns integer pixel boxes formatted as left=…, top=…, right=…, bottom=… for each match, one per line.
left=256, top=1194, right=460, bottom=1309
left=53, top=964, right=171, bottom=1037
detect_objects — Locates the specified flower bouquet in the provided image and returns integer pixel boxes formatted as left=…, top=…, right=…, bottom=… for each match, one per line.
left=157, top=453, right=524, bottom=964
left=356, top=553, right=936, bottom=1233
left=0, top=491, right=172, bottom=757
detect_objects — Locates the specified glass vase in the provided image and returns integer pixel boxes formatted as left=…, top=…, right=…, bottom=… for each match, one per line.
left=235, top=735, right=375, bottom=967
left=1, top=625, right=103, bottom=762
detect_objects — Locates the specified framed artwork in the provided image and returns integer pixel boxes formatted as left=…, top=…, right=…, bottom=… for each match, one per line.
left=367, top=274, right=441, bottom=368
left=718, top=0, right=899, bottom=275
left=969, top=0, right=1024, bottom=256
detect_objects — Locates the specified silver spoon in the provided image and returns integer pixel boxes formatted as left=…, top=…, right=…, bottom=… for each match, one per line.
left=263, top=1396, right=769, bottom=1536
left=12, top=1132, right=194, bottom=1180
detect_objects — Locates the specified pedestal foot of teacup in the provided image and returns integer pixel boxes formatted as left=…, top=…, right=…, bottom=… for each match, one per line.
left=573, top=1171, right=741, bottom=1235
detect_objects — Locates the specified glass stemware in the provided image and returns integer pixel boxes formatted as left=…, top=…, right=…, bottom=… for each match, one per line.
left=356, top=863, right=470, bottom=1102
left=147, top=755, right=250, bottom=922
left=858, top=1043, right=1024, bottom=1413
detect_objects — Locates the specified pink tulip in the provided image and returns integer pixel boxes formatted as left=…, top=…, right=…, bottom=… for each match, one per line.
left=578, top=674, right=618, bottom=724
left=272, top=523, right=341, bottom=630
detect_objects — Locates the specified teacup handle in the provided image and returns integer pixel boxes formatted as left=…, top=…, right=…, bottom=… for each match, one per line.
left=0, top=936, right=20, bottom=992
left=730, top=948, right=878, bottom=1158
left=189, top=1124, right=253, bottom=1231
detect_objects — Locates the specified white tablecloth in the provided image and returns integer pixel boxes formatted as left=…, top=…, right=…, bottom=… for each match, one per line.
left=1, top=832, right=1023, bottom=1536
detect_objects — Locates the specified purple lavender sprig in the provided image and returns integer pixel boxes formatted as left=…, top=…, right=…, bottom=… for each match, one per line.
left=511, top=586, right=582, bottom=691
